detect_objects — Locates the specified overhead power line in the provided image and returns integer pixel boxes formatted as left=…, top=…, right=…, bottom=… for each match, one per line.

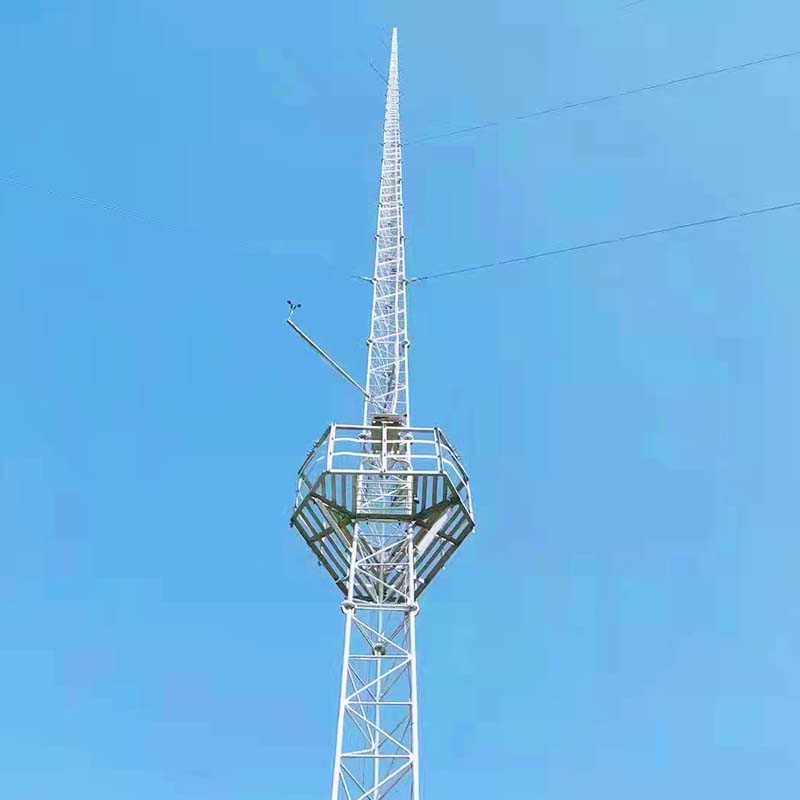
left=4, top=47, right=796, bottom=232
left=5, top=173, right=799, bottom=285
left=0, top=173, right=164, bottom=227
left=413, top=199, right=800, bottom=281
left=405, top=48, right=800, bottom=146
left=369, top=61, right=388, bottom=84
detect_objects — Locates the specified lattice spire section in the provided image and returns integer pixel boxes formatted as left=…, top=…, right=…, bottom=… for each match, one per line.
left=364, top=27, right=409, bottom=426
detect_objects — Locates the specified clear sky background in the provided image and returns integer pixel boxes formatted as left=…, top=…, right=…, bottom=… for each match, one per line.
left=1, top=1, right=799, bottom=798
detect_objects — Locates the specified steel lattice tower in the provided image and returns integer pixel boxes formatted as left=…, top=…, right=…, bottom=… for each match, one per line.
left=290, top=28, right=475, bottom=800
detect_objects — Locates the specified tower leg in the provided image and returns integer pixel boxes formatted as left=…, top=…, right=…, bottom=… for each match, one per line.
left=331, top=529, right=420, bottom=800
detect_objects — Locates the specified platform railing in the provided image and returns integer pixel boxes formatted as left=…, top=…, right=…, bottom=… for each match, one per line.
left=295, top=424, right=472, bottom=513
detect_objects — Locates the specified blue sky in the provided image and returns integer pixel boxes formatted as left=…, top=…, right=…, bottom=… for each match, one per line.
left=2, top=1, right=799, bottom=797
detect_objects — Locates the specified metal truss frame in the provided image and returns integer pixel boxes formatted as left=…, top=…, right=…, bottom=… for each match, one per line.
left=331, top=525, right=421, bottom=800
left=291, top=425, right=474, bottom=601
left=288, top=26, right=476, bottom=800
left=364, top=27, right=409, bottom=425
left=335, top=29, right=419, bottom=800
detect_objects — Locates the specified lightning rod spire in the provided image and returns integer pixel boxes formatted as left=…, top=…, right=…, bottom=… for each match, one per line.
left=364, top=27, right=410, bottom=426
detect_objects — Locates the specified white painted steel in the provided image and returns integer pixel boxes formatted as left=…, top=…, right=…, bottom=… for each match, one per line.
left=332, top=29, right=420, bottom=800
left=363, top=27, right=409, bottom=427
left=287, top=318, right=370, bottom=398
left=292, top=425, right=474, bottom=600
left=289, top=27, right=475, bottom=800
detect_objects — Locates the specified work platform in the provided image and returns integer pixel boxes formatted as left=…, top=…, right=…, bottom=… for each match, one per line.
left=291, top=423, right=475, bottom=599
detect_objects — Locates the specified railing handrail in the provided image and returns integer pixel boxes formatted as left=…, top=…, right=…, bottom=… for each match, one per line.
left=299, top=425, right=471, bottom=490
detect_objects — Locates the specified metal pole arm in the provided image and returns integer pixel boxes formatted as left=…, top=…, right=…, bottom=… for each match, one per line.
left=286, top=318, right=371, bottom=400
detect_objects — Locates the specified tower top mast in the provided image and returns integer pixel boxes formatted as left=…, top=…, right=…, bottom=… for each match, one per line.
left=363, top=27, right=410, bottom=426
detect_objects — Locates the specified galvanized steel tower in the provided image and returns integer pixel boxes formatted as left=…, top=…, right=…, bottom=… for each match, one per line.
left=290, top=28, right=475, bottom=799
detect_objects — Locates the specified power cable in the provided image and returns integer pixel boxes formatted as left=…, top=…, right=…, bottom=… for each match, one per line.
left=369, top=61, right=389, bottom=85
left=0, top=173, right=166, bottom=228
left=5, top=174, right=799, bottom=284
left=412, top=199, right=800, bottom=281
left=405, top=48, right=800, bottom=146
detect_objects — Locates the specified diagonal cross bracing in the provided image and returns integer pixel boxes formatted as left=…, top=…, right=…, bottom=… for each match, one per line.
left=330, top=36, right=421, bottom=798
left=279, top=26, right=476, bottom=800
left=364, top=25, right=409, bottom=425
